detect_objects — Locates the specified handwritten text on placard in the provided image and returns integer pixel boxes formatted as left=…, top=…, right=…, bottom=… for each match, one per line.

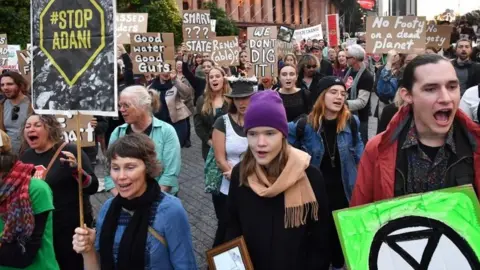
left=366, top=16, right=426, bottom=54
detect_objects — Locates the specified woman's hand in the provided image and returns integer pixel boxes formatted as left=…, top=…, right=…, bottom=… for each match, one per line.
left=72, top=226, right=96, bottom=254
left=90, top=117, right=98, bottom=129
left=223, top=169, right=232, bottom=180
left=60, top=151, right=78, bottom=168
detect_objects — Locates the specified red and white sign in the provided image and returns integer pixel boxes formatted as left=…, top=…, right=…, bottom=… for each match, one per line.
left=358, top=0, right=375, bottom=10
left=326, top=14, right=340, bottom=47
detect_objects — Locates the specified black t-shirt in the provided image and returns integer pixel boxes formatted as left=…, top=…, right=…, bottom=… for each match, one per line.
left=278, top=89, right=310, bottom=122
left=347, top=69, right=374, bottom=122
left=320, top=118, right=348, bottom=210
left=20, top=144, right=98, bottom=227
left=125, top=123, right=153, bottom=136
left=213, top=114, right=246, bottom=137
left=419, top=142, right=441, bottom=162
left=472, top=47, right=480, bottom=63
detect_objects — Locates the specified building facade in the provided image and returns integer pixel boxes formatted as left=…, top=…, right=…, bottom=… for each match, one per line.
left=182, top=0, right=337, bottom=28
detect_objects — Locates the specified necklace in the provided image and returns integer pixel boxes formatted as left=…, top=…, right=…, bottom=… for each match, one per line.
left=322, top=129, right=337, bottom=168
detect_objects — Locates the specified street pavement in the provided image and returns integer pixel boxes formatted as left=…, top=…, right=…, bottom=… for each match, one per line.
left=90, top=94, right=379, bottom=269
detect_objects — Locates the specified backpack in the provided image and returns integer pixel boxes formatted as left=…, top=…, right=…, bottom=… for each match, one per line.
left=293, top=114, right=358, bottom=151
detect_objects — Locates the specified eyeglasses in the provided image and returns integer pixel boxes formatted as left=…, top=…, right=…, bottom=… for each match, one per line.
left=118, top=103, right=131, bottom=110
left=306, top=65, right=317, bottom=69
left=11, top=106, right=19, bottom=121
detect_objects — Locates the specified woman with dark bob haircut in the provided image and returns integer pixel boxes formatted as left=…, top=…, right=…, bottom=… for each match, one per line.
left=73, top=133, right=197, bottom=270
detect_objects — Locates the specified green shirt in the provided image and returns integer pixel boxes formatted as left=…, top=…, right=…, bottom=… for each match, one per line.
left=0, top=179, right=59, bottom=270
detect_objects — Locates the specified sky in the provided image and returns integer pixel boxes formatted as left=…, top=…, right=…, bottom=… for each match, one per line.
left=417, top=0, right=480, bottom=19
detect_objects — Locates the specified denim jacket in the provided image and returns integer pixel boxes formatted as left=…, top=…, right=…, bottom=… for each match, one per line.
left=95, top=194, right=198, bottom=270
left=287, top=115, right=364, bottom=200
left=104, top=117, right=181, bottom=195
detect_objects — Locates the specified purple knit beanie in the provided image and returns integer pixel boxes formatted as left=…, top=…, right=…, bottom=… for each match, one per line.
left=244, top=90, right=288, bottom=137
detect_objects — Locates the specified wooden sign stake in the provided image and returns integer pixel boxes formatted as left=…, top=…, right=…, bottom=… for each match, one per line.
left=76, top=111, right=85, bottom=227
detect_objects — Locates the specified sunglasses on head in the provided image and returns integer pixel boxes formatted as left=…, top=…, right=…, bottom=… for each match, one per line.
left=11, top=106, right=19, bottom=121
left=306, top=64, right=317, bottom=69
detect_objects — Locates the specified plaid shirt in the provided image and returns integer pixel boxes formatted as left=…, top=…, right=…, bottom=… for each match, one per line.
left=401, top=121, right=456, bottom=194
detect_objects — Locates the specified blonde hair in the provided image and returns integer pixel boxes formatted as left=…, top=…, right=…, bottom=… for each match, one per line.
left=308, top=87, right=351, bottom=133
left=122, top=85, right=158, bottom=113
left=283, top=53, right=298, bottom=66
left=201, top=67, right=231, bottom=115
left=393, top=89, right=405, bottom=108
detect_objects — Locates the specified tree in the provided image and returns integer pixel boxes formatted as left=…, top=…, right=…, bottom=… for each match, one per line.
left=332, top=0, right=365, bottom=34
left=117, top=0, right=184, bottom=45
left=0, top=0, right=30, bottom=47
left=202, top=2, right=239, bottom=36
left=463, top=10, right=480, bottom=26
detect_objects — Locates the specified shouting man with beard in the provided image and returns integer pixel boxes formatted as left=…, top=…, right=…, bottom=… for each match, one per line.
left=0, top=71, right=32, bottom=154
left=451, top=39, right=480, bottom=96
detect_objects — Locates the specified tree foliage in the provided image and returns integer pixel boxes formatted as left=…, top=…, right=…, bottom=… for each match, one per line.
left=0, top=0, right=30, bottom=47
left=202, top=2, right=239, bottom=37
left=332, top=0, right=365, bottom=34
left=463, top=10, right=480, bottom=25
left=118, top=0, right=183, bottom=45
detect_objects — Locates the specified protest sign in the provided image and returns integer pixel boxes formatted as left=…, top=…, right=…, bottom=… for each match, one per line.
left=366, top=16, right=427, bottom=54
left=293, top=24, right=323, bottom=42
left=326, top=14, right=340, bottom=47
left=0, top=34, right=7, bottom=66
left=278, top=26, right=294, bottom=43
left=57, top=114, right=96, bottom=147
left=183, top=10, right=213, bottom=53
left=277, top=40, right=294, bottom=57
left=334, top=185, right=480, bottom=269
left=426, top=24, right=452, bottom=50
left=1, top=45, right=22, bottom=70
left=32, top=0, right=117, bottom=116
left=16, top=50, right=31, bottom=84
left=116, top=13, right=148, bottom=44
left=247, top=26, right=277, bottom=78
left=130, top=32, right=175, bottom=74
left=211, top=36, right=240, bottom=67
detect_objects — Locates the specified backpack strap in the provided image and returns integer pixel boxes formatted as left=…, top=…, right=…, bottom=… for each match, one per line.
left=295, top=115, right=308, bottom=149
left=122, top=208, right=168, bottom=247
left=349, top=116, right=358, bottom=147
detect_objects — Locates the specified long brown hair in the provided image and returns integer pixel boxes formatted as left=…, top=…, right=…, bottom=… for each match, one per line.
left=201, top=67, right=231, bottom=115
left=239, top=138, right=289, bottom=186
left=307, top=87, right=351, bottom=133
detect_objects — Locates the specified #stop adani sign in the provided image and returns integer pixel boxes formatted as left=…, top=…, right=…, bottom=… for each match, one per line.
left=39, top=0, right=105, bottom=86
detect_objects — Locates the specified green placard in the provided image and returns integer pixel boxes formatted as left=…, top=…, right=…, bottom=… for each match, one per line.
left=334, top=185, right=480, bottom=269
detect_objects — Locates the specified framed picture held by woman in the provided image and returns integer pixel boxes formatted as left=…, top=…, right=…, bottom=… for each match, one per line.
left=207, top=236, right=254, bottom=270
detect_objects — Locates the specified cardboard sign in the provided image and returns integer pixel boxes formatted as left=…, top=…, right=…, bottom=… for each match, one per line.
left=426, top=24, right=452, bottom=50
left=56, top=114, right=96, bottom=147
left=0, top=34, right=8, bottom=66
left=326, top=14, right=340, bottom=47
left=334, top=185, right=480, bottom=269
left=247, top=26, right=278, bottom=78
left=183, top=10, right=213, bottom=53
left=16, top=50, right=31, bottom=83
left=32, top=0, right=117, bottom=116
left=130, top=32, right=175, bottom=74
left=277, top=40, right=294, bottom=57
left=211, top=36, right=240, bottom=66
left=293, top=24, right=323, bottom=41
left=116, top=13, right=149, bottom=44
left=366, top=16, right=427, bottom=54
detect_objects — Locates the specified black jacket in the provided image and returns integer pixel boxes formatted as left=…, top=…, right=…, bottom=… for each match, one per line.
left=394, top=118, right=476, bottom=197
left=452, top=59, right=480, bottom=91
left=225, top=164, right=330, bottom=270
left=193, top=96, right=228, bottom=160
left=377, top=103, right=399, bottom=134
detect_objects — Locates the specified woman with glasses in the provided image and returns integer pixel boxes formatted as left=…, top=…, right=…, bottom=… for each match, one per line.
left=104, top=85, right=181, bottom=197
left=287, top=77, right=364, bottom=270
left=277, top=64, right=311, bottom=122
left=296, top=54, right=326, bottom=103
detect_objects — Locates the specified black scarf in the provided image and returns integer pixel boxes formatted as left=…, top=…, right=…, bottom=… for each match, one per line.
left=100, top=179, right=162, bottom=270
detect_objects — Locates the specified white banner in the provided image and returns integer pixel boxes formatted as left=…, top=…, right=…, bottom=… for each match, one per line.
left=293, top=24, right=323, bottom=41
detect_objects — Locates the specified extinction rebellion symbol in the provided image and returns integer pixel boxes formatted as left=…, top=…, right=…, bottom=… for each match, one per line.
left=39, top=0, right=105, bottom=86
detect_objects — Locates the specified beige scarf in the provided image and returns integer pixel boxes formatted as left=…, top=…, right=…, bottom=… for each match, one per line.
left=247, top=146, right=319, bottom=228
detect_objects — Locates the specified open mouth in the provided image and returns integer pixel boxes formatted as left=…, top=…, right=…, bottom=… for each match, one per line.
left=284, top=81, right=293, bottom=87
left=118, top=183, right=132, bottom=190
left=28, top=135, right=39, bottom=143
left=257, top=151, right=268, bottom=157
left=434, top=109, right=453, bottom=124
left=212, top=83, right=219, bottom=88
left=333, top=101, right=342, bottom=106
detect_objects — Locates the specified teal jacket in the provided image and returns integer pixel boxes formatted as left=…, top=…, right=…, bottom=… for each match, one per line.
left=104, top=117, right=181, bottom=195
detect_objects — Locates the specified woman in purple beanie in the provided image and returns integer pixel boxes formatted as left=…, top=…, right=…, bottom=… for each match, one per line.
left=224, top=90, right=331, bottom=270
